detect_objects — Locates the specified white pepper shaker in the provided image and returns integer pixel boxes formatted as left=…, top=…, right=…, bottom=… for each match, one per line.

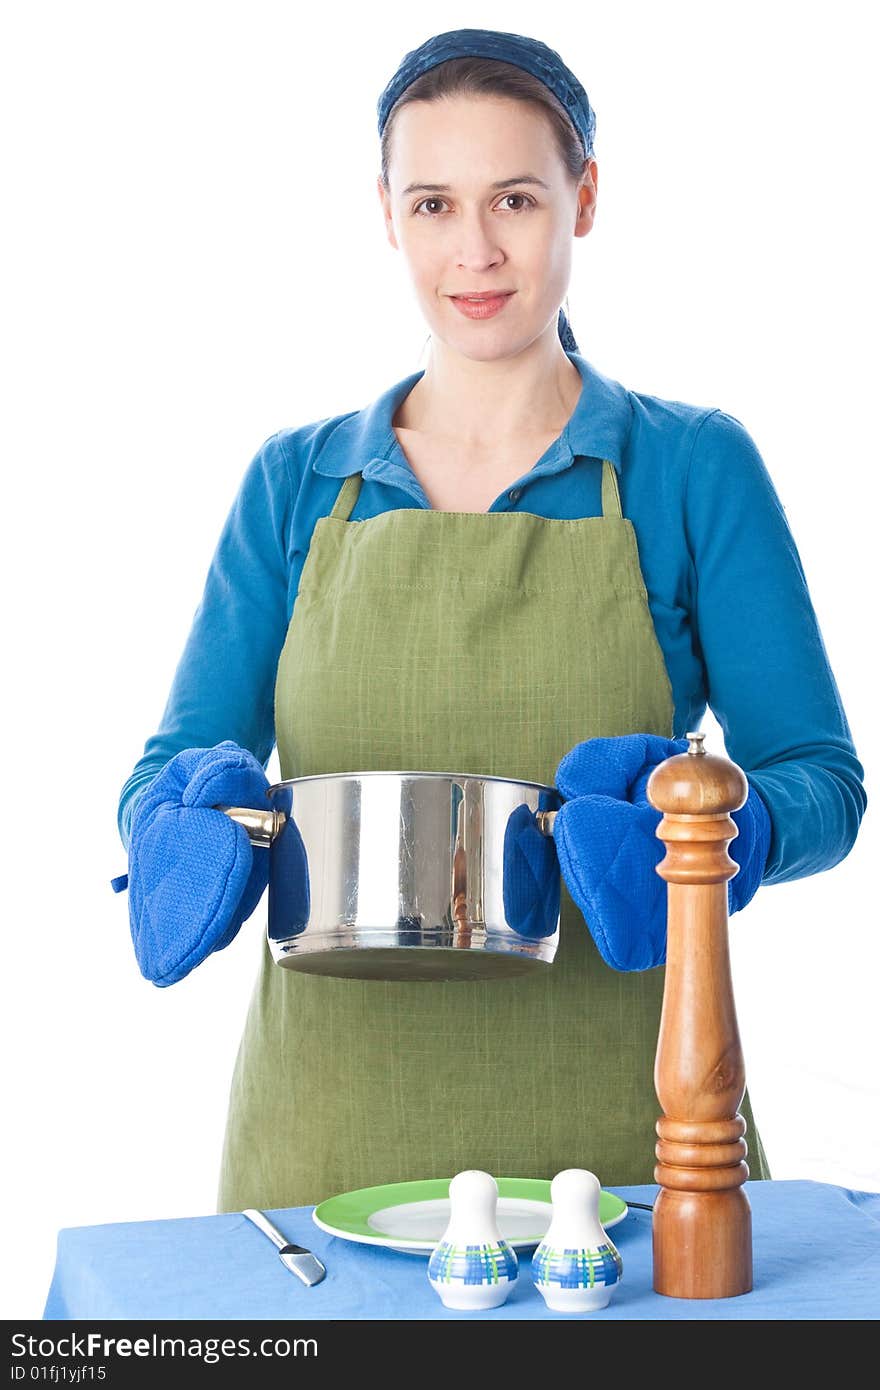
left=427, top=1170, right=518, bottom=1310
left=531, top=1169, right=623, bottom=1313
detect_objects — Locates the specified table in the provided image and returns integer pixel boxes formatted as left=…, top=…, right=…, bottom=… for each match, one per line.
left=42, top=1180, right=880, bottom=1320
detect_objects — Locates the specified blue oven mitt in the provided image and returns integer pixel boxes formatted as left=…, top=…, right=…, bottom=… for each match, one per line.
left=109, top=740, right=272, bottom=987
left=552, top=734, right=772, bottom=972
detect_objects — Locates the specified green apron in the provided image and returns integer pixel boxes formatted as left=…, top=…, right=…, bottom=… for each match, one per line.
left=217, top=458, right=770, bottom=1211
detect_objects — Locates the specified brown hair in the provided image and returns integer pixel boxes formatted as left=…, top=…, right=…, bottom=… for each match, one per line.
left=379, top=56, right=590, bottom=353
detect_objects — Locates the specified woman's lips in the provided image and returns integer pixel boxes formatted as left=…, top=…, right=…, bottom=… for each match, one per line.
left=450, top=292, right=515, bottom=320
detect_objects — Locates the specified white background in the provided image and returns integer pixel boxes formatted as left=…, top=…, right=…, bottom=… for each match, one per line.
left=2, top=0, right=877, bottom=1319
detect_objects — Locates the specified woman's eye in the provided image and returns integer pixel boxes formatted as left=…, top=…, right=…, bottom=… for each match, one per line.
left=413, top=193, right=533, bottom=216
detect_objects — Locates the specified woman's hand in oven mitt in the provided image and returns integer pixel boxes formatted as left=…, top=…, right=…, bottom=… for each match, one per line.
left=111, top=740, right=272, bottom=987
left=552, top=734, right=772, bottom=971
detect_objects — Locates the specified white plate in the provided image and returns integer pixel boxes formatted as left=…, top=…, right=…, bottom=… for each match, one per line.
left=312, top=1176, right=628, bottom=1255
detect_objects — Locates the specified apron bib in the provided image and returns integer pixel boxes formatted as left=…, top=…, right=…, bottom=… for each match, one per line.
left=217, top=460, right=769, bottom=1210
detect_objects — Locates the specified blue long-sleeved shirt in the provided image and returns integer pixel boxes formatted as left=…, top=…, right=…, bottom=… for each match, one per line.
left=116, top=351, right=867, bottom=882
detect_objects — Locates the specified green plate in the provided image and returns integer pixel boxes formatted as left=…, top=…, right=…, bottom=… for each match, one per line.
left=312, top=1176, right=628, bottom=1254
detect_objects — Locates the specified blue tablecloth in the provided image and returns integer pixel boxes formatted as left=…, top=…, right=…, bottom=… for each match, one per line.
left=43, top=1180, right=880, bottom=1320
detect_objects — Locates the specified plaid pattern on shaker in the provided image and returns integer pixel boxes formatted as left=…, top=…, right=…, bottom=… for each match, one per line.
left=428, top=1240, right=518, bottom=1286
left=532, top=1242, right=623, bottom=1290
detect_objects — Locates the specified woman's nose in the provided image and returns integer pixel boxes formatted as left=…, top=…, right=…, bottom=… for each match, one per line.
left=454, top=210, right=505, bottom=269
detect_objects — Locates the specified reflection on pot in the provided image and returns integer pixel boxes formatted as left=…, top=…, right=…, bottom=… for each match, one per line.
left=502, top=801, right=561, bottom=939
left=266, top=783, right=310, bottom=941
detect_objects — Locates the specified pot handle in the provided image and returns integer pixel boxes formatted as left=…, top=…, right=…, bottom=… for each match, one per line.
left=535, top=810, right=557, bottom=837
left=215, top=804, right=287, bottom=848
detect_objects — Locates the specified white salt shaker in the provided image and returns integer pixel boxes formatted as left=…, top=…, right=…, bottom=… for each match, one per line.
left=531, top=1169, right=623, bottom=1313
left=427, top=1170, right=518, bottom=1310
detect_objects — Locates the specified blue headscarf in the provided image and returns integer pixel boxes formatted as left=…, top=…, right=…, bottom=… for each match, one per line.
left=377, top=28, right=597, bottom=353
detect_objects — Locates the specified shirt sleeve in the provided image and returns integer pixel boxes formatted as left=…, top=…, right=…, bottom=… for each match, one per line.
left=116, top=431, right=295, bottom=851
left=684, top=408, right=866, bottom=884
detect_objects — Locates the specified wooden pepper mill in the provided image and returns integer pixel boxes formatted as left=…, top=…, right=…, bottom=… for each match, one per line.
left=646, top=731, right=753, bottom=1299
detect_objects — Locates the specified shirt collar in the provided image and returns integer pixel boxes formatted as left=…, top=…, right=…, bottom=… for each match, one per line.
left=312, top=351, right=633, bottom=486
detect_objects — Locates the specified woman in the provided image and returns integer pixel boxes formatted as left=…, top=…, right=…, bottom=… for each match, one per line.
left=113, top=29, right=866, bottom=1213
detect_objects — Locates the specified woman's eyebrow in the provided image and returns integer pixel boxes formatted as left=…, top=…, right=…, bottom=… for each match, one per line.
left=401, top=174, right=551, bottom=195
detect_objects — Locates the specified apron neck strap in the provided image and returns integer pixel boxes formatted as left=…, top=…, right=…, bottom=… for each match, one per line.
left=329, top=472, right=363, bottom=521
left=329, top=461, right=621, bottom=521
left=600, top=459, right=623, bottom=518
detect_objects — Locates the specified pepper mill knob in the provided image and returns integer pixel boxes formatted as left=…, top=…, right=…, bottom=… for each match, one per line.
left=647, top=730, right=748, bottom=825
left=646, top=732, right=753, bottom=1299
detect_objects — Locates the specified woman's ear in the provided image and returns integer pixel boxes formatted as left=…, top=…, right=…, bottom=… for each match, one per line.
left=377, top=175, right=399, bottom=250
left=574, top=159, right=598, bottom=238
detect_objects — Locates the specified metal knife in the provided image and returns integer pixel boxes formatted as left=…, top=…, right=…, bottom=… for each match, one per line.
left=242, top=1209, right=327, bottom=1286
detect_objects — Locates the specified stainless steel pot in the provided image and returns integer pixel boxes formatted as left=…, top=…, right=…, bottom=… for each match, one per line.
left=218, top=770, right=562, bottom=982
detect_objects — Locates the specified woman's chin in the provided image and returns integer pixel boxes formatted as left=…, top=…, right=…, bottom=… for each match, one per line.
left=428, top=324, right=557, bottom=364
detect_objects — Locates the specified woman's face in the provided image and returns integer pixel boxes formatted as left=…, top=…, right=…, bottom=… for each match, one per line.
left=378, top=94, right=597, bottom=361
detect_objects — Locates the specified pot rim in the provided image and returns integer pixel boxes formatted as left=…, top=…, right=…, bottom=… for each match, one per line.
left=266, top=768, right=559, bottom=795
